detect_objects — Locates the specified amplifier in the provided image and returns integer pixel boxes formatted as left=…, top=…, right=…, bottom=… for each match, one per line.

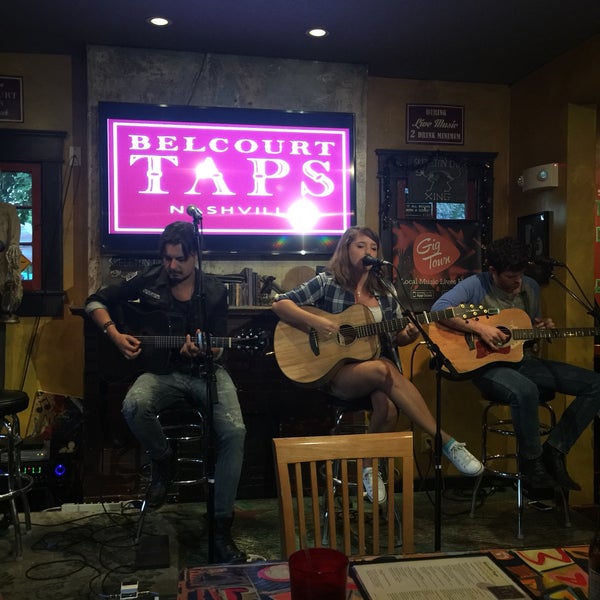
left=20, top=445, right=50, bottom=463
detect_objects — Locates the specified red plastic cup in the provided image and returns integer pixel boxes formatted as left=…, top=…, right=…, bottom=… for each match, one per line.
left=288, top=547, right=349, bottom=600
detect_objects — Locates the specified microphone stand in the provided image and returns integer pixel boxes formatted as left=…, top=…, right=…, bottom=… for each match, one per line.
left=374, top=264, right=458, bottom=552
left=547, top=263, right=600, bottom=321
left=191, top=213, right=218, bottom=563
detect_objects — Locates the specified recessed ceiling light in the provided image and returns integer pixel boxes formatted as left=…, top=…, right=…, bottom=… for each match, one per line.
left=307, top=28, right=329, bottom=38
left=147, top=16, right=171, bottom=27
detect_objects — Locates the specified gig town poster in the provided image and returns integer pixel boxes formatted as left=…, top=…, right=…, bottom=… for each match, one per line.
left=392, top=220, right=482, bottom=312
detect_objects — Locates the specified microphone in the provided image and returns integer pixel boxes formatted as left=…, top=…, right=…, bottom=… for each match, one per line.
left=362, top=255, right=392, bottom=268
left=532, top=257, right=565, bottom=267
left=186, top=205, right=203, bottom=220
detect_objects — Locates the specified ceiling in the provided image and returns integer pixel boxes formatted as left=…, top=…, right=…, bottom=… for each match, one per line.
left=4, top=0, right=600, bottom=85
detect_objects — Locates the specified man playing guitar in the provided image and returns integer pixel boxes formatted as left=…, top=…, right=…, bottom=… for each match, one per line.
left=431, top=236, right=600, bottom=491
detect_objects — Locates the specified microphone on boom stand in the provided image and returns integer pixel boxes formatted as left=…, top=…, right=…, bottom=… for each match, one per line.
left=362, top=255, right=393, bottom=268
left=186, top=205, right=203, bottom=221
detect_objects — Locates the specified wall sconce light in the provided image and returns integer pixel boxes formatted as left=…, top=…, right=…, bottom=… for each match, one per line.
left=517, top=163, right=559, bottom=192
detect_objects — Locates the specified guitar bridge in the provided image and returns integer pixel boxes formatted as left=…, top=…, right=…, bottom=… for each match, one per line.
left=465, top=332, right=475, bottom=350
left=308, top=328, right=320, bottom=356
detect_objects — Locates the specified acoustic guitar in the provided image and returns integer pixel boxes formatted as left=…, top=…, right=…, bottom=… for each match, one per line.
left=273, top=303, right=498, bottom=386
left=97, top=302, right=266, bottom=382
left=428, top=307, right=600, bottom=375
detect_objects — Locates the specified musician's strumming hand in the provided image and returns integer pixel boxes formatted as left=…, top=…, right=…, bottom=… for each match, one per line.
left=474, top=322, right=509, bottom=349
left=313, top=315, right=338, bottom=339
left=111, top=331, right=142, bottom=360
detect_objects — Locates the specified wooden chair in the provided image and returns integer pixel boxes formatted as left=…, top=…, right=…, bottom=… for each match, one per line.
left=272, top=431, right=414, bottom=559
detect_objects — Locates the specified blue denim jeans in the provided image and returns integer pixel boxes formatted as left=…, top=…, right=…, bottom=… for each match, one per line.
left=122, top=366, right=246, bottom=518
left=473, top=356, right=600, bottom=459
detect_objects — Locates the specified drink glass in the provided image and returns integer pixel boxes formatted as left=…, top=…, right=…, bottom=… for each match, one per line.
left=288, top=547, right=349, bottom=600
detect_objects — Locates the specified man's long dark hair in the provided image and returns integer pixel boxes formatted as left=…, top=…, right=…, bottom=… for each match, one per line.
left=158, top=221, right=197, bottom=259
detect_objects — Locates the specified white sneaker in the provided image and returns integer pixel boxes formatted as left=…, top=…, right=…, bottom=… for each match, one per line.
left=443, top=440, right=484, bottom=476
left=362, top=467, right=387, bottom=504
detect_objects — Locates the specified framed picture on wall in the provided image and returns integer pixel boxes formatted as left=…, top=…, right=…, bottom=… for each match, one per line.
left=517, top=211, right=551, bottom=259
left=0, top=76, right=24, bottom=122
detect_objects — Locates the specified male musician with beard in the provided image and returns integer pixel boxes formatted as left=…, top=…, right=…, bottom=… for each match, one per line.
left=431, top=236, right=600, bottom=491
left=85, top=220, right=247, bottom=564
left=272, top=226, right=483, bottom=505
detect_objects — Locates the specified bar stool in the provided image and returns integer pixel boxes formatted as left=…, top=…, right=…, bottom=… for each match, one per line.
left=135, top=400, right=207, bottom=543
left=0, top=389, right=33, bottom=560
left=470, top=391, right=571, bottom=539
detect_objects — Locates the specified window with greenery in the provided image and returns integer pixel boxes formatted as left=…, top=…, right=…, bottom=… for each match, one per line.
left=0, top=129, right=65, bottom=317
left=0, top=162, right=41, bottom=289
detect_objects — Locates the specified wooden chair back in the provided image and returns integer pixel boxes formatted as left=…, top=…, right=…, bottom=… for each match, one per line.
left=272, top=431, right=414, bottom=559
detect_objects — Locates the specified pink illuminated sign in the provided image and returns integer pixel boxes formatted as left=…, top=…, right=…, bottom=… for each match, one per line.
left=106, top=119, right=353, bottom=236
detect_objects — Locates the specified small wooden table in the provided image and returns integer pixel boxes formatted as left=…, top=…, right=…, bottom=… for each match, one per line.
left=177, top=545, right=590, bottom=599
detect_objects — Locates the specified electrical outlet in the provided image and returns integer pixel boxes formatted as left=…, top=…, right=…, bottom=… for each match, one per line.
left=68, top=146, right=81, bottom=166
left=420, top=434, right=433, bottom=453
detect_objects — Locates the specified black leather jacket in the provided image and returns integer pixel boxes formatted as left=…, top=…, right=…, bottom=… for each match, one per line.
left=85, top=264, right=228, bottom=373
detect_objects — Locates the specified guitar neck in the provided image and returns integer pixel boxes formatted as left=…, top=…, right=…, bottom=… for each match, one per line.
left=135, top=335, right=233, bottom=349
left=511, top=327, right=600, bottom=341
left=355, top=307, right=469, bottom=339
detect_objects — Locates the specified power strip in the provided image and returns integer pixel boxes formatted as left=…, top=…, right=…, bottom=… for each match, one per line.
left=61, top=502, right=123, bottom=513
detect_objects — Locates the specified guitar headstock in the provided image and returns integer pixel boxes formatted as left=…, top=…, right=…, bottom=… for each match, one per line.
left=453, top=304, right=500, bottom=321
left=232, top=329, right=269, bottom=354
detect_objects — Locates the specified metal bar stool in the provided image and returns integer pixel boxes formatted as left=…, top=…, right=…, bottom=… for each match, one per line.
left=0, top=389, right=33, bottom=560
left=470, top=391, right=571, bottom=539
left=323, top=397, right=403, bottom=551
left=135, top=401, right=207, bottom=543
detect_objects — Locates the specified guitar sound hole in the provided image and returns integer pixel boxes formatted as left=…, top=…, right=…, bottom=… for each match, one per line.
left=339, top=325, right=357, bottom=346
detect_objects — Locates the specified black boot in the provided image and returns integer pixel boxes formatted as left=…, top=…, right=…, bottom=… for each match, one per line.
left=146, top=448, right=176, bottom=509
left=542, top=443, right=581, bottom=491
left=213, top=515, right=247, bottom=564
left=519, top=454, right=558, bottom=489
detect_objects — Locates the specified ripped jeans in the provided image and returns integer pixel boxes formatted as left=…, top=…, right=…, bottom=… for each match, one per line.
left=122, top=366, right=246, bottom=518
left=473, top=356, right=600, bottom=459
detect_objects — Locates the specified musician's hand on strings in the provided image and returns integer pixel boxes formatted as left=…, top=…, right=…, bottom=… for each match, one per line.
left=180, top=333, right=203, bottom=358
left=112, top=332, right=142, bottom=360
left=475, top=322, right=509, bottom=350
left=397, top=323, right=420, bottom=345
left=534, top=317, right=555, bottom=330
left=313, top=316, right=338, bottom=340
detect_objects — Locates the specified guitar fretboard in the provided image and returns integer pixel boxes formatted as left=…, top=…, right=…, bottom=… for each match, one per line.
left=344, top=306, right=495, bottom=340
left=511, top=327, right=600, bottom=341
left=134, top=335, right=249, bottom=349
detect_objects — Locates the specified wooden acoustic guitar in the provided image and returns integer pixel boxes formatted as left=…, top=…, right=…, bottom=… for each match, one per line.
left=273, top=303, right=498, bottom=386
left=428, top=307, right=600, bottom=375
left=97, top=302, right=266, bottom=382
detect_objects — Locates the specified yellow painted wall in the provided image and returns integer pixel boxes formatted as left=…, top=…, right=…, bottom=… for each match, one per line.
left=508, top=35, right=600, bottom=504
left=0, top=52, right=86, bottom=434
